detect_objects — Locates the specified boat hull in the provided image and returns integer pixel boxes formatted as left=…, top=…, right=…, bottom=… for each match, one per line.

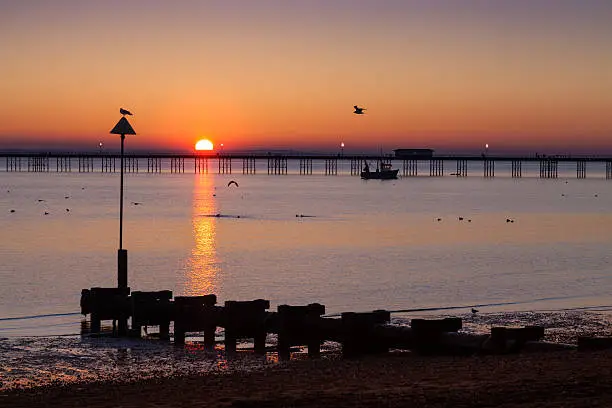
left=360, top=169, right=399, bottom=180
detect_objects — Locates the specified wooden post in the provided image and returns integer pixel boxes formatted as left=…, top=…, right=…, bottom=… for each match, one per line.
left=173, top=295, right=218, bottom=348
left=110, top=117, right=136, bottom=336
left=341, top=310, right=390, bottom=358
left=223, top=299, right=270, bottom=354
left=277, top=303, right=326, bottom=360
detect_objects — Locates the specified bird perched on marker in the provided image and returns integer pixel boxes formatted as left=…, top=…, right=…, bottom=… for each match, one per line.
left=353, top=105, right=366, bottom=114
left=120, top=108, right=133, bottom=116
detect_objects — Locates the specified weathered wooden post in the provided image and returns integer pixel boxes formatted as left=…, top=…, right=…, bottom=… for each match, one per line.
left=80, top=287, right=131, bottom=334
left=110, top=114, right=136, bottom=336
left=130, top=290, right=173, bottom=339
left=341, top=310, right=390, bottom=358
left=410, top=317, right=462, bottom=354
left=173, top=294, right=218, bottom=348
left=484, top=326, right=545, bottom=353
left=276, top=303, right=326, bottom=360
left=223, top=299, right=270, bottom=354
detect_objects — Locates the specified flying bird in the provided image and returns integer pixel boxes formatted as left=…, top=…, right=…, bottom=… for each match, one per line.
left=227, top=180, right=239, bottom=187
left=120, top=108, right=133, bottom=116
left=353, top=105, right=366, bottom=114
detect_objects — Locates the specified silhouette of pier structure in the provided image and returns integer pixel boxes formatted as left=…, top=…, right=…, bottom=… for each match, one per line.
left=4, top=153, right=612, bottom=179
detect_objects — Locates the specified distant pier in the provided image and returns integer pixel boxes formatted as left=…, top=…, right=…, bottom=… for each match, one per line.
left=3, top=152, right=612, bottom=179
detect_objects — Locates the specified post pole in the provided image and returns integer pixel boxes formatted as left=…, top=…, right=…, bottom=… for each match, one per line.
left=118, top=134, right=128, bottom=290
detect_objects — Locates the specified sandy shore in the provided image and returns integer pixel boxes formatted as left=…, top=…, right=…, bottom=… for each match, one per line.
left=3, top=350, right=612, bottom=407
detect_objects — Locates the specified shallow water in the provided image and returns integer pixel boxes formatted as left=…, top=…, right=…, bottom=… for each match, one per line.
left=2, top=310, right=611, bottom=391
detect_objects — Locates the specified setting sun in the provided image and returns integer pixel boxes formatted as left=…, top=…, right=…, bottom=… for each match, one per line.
left=195, top=139, right=214, bottom=151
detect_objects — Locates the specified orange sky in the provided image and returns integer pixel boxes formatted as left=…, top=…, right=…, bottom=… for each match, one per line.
left=1, top=1, right=611, bottom=154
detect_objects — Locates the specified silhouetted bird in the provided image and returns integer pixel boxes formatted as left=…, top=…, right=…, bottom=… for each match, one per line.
left=120, top=108, right=133, bottom=116
left=353, top=105, right=366, bottom=114
left=131, top=202, right=142, bottom=206
left=471, top=308, right=479, bottom=314
left=227, top=180, right=239, bottom=187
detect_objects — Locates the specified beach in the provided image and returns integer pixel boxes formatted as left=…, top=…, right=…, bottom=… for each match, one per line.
left=3, top=350, right=612, bottom=407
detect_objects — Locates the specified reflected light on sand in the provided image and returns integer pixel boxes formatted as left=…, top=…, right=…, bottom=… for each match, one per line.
left=185, top=175, right=220, bottom=296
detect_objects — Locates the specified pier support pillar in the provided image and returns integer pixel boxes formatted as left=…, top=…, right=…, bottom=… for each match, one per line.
left=300, top=158, right=313, bottom=175
left=195, top=157, right=208, bottom=174
left=511, top=160, right=522, bottom=178
left=539, top=159, right=558, bottom=178
left=403, top=160, right=418, bottom=177
left=242, top=157, right=257, bottom=174
left=429, top=159, right=443, bottom=176
left=324, top=159, right=338, bottom=175
left=219, top=157, right=232, bottom=174
left=484, top=159, right=494, bottom=178
left=576, top=160, right=586, bottom=179
left=455, top=160, right=467, bottom=177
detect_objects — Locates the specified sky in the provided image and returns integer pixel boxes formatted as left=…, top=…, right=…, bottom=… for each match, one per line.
left=1, top=0, right=611, bottom=154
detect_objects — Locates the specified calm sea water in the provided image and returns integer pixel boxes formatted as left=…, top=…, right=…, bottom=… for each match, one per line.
left=1, top=159, right=612, bottom=336
left=2, top=159, right=612, bottom=388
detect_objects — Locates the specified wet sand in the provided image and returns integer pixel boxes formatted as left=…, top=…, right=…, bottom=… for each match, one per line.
left=3, top=350, right=612, bottom=408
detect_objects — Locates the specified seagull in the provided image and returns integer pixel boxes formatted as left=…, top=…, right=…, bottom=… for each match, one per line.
left=353, top=105, right=366, bottom=114
left=120, top=108, right=133, bottom=116
left=227, top=180, right=239, bottom=187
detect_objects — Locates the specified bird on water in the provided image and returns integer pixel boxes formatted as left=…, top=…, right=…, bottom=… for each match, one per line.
left=120, top=108, right=133, bottom=116
left=353, top=105, right=366, bottom=114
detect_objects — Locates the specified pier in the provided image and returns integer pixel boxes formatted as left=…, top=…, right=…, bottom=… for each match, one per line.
left=4, top=152, right=612, bottom=179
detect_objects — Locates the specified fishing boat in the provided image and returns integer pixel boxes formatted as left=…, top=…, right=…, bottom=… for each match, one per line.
left=360, top=161, right=399, bottom=180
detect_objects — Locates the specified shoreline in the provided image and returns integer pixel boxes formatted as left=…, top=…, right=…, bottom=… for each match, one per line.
left=3, top=350, right=612, bottom=407
left=2, top=310, right=612, bottom=394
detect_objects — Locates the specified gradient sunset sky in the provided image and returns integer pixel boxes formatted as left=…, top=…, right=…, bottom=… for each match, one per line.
left=1, top=1, right=611, bottom=154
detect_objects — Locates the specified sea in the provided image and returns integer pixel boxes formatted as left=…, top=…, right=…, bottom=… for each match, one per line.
left=2, top=158, right=612, bottom=389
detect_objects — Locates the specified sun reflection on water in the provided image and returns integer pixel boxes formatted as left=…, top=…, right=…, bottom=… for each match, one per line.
left=185, top=175, right=220, bottom=296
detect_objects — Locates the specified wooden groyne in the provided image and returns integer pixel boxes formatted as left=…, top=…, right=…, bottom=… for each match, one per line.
left=80, top=287, right=608, bottom=359
left=6, top=152, right=612, bottom=178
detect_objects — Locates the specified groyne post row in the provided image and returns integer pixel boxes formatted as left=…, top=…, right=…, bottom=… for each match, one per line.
left=5, top=154, right=612, bottom=178
left=80, top=287, right=612, bottom=358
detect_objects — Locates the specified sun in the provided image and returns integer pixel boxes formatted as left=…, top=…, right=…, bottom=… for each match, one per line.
left=195, top=139, right=214, bottom=151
